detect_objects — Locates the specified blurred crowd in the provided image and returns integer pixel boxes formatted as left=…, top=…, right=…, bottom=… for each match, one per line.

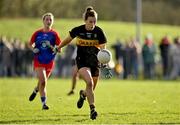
left=0, top=35, right=180, bottom=80
left=0, top=36, right=77, bottom=78
left=0, top=36, right=33, bottom=77
left=111, top=34, right=180, bottom=80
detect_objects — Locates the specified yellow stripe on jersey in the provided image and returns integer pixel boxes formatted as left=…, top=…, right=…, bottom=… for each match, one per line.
left=76, top=37, right=99, bottom=46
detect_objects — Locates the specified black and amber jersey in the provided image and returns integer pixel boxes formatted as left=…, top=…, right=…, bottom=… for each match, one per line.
left=69, top=24, right=107, bottom=68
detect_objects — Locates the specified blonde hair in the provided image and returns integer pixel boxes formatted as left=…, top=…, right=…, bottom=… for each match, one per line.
left=42, top=12, right=54, bottom=21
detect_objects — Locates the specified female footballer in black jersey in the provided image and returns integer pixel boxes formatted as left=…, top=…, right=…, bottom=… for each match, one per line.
left=57, top=6, right=110, bottom=120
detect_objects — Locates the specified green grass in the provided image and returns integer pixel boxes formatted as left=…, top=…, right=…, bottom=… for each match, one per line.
left=0, top=18, right=180, bottom=47
left=0, top=78, right=180, bottom=124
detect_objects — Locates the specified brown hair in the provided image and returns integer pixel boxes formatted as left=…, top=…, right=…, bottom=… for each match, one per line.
left=83, top=6, right=97, bottom=20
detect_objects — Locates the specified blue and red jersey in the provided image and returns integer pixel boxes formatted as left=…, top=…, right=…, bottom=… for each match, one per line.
left=30, top=29, right=61, bottom=64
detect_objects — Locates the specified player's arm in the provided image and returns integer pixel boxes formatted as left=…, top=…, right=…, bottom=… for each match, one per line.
left=29, top=42, right=39, bottom=54
left=29, top=31, right=38, bottom=48
left=57, top=35, right=73, bottom=51
left=29, top=35, right=35, bottom=49
left=28, top=37, right=37, bottom=53
left=27, top=42, right=37, bottom=53
left=29, top=42, right=35, bottom=49
left=29, top=32, right=40, bottom=54
left=99, top=43, right=106, bottom=50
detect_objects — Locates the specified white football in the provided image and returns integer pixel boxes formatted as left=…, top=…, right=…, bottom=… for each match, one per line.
left=97, top=49, right=112, bottom=64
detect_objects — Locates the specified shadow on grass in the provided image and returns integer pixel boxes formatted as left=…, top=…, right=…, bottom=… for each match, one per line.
left=102, top=112, right=180, bottom=116
left=101, top=112, right=180, bottom=124
left=0, top=114, right=89, bottom=124
left=1, top=112, right=179, bottom=124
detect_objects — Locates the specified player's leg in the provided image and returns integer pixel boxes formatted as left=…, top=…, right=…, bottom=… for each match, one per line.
left=76, top=76, right=98, bottom=107
left=90, top=73, right=99, bottom=119
left=68, top=65, right=78, bottom=95
left=29, top=60, right=40, bottom=101
left=36, top=67, right=49, bottom=110
left=92, top=77, right=98, bottom=90
left=77, top=67, right=92, bottom=108
left=77, top=67, right=97, bottom=120
left=29, top=82, right=39, bottom=101
left=72, top=66, right=78, bottom=92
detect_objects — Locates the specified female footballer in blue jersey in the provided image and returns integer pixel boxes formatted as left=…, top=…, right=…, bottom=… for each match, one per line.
left=29, top=13, right=61, bottom=110
left=57, top=6, right=112, bottom=119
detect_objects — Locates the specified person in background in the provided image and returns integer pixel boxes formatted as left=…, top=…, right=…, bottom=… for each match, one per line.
left=111, top=39, right=123, bottom=78
left=67, top=45, right=79, bottom=95
left=122, top=40, right=132, bottom=79
left=0, top=36, right=13, bottom=77
left=142, top=34, right=156, bottom=79
left=28, top=13, right=61, bottom=110
left=159, top=35, right=171, bottom=79
left=129, top=38, right=141, bottom=79
left=57, top=6, right=112, bottom=120
left=169, top=37, right=180, bottom=80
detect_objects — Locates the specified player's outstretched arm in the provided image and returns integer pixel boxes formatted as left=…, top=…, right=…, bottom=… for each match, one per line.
left=57, top=35, right=73, bottom=51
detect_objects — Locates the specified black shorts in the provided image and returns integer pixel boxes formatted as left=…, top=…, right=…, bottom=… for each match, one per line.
left=76, top=56, right=100, bottom=77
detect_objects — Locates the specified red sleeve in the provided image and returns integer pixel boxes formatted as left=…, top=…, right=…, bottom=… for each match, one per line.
left=30, top=29, right=41, bottom=45
left=53, top=30, right=61, bottom=45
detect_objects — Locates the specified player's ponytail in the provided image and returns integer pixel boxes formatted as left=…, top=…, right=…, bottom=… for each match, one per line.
left=83, top=6, right=97, bottom=20
left=86, top=6, right=93, bottom=12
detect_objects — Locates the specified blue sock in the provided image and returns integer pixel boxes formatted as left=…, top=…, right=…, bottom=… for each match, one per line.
left=41, top=96, right=46, bottom=105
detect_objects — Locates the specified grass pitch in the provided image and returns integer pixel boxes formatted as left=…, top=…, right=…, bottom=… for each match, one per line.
left=0, top=78, right=180, bottom=124
left=0, top=18, right=180, bottom=44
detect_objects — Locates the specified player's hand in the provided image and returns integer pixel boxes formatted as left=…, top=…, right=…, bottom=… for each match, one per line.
left=52, top=46, right=59, bottom=54
left=56, top=46, right=61, bottom=53
left=33, top=48, right=39, bottom=54
left=101, top=65, right=113, bottom=79
left=45, top=41, right=61, bottom=54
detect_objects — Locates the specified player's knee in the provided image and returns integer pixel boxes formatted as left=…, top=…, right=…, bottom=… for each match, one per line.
left=40, top=80, right=46, bottom=86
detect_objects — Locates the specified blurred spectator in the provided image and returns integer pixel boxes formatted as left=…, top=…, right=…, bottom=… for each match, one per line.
left=55, top=44, right=76, bottom=77
left=0, top=36, right=4, bottom=76
left=11, top=39, right=22, bottom=76
left=169, top=37, right=180, bottom=80
left=122, top=41, right=132, bottom=79
left=0, top=36, right=33, bottom=77
left=129, top=38, right=141, bottom=79
left=121, top=38, right=141, bottom=79
left=142, top=34, right=156, bottom=79
left=159, top=35, right=171, bottom=79
left=67, top=46, right=79, bottom=95
left=24, top=42, right=33, bottom=77
left=111, top=39, right=123, bottom=78
left=1, top=36, right=13, bottom=76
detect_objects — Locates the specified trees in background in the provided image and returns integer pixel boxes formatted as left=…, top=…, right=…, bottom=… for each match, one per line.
left=0, top=0, right=180, bottom=25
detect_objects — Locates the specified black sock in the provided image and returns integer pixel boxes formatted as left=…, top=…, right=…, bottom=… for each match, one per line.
left=90, top=104, right=95, bottom=111
left=33, top=87, right=38, bottom=93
